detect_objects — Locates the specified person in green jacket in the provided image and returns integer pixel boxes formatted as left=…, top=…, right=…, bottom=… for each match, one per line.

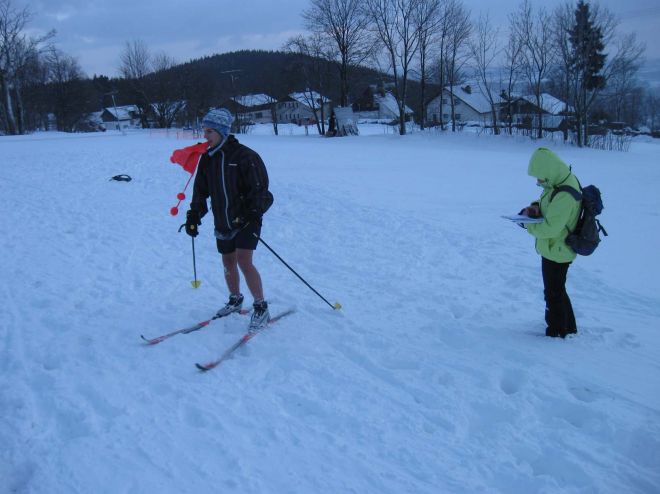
left=520, top=148, right=581, bottom=338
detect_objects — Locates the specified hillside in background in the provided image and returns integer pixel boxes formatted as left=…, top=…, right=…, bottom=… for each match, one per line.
left=84, top=50, right=431, bottom=121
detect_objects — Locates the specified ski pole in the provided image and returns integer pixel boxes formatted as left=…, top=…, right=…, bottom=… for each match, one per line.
left=179, top=224, right=202, bottom=288
left=253, top=233, right=341, bottom=310
left=191, top=236, right=201, bottom=288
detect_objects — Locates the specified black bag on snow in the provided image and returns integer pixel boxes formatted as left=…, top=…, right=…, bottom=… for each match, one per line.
left=550, top=184, right=608, bottom=256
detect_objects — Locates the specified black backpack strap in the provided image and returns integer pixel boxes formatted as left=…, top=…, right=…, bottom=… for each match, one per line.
left=550, top=185, right=582, bottom=202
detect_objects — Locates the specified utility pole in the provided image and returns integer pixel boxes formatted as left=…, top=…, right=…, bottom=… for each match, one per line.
left=220, top=69, right=242, bottom=132
left=105, top=90, right=125, bottom=135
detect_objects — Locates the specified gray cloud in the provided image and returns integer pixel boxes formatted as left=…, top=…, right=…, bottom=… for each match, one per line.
left=18, top=0, right=660, bottom=77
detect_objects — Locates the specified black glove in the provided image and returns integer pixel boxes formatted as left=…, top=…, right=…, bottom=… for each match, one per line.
left=231, top=216, right=246, bottom=229
left=185, top=210, right=201, bottom=237
left=232, top=211, right=261, bottom=229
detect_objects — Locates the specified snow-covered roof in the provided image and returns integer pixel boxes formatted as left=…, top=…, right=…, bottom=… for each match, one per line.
left=104, top=105, right=138, bottom=120
left=375, top=92, right=413, bottom=115
left=289, top=91, right=331, bottom=106
left=232, top=94, right=276, bottom=107
left=87, top=111, right=104, bottom=125
left=444, top=85, right=503, bottom=114
left=518, top=93, right=572, bottom=115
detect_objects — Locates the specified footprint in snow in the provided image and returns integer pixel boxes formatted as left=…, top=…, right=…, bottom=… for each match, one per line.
left=567, top=386, right=600, bottom=403
left=499, top=368, right=527, bottom=395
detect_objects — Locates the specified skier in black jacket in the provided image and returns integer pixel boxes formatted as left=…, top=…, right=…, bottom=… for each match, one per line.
left=185, top=108, right=273, bottom=330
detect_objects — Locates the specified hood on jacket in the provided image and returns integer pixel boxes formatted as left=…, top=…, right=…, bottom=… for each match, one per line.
left=527, top=148, right=571, bottom=187
left=207, top=134, right=239, bottom=157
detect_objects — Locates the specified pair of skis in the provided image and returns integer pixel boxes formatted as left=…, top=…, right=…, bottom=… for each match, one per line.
left=141, top=308, right=295, bottom=372
left=140, top=309, right=251, bottom=345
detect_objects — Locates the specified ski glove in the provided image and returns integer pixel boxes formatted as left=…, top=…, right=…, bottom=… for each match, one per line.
left=185, top=210, right=201, bottom=237
left=236, top=210, right=262, bottom=227
left=519, top=204, right=541, bottom=218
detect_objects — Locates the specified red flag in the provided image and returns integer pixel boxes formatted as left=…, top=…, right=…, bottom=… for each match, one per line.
left=169, top=142, right=208, bottom=216
left=170, top=142, right=209, bottom=174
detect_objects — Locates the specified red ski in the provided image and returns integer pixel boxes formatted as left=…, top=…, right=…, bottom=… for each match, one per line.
left=141, top=309, right=250, bottom=345
left=195, top=309, right=295, bottom=372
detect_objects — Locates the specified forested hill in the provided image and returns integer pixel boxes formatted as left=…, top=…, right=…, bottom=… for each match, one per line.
left=23, top=49, right=429, bottom=131
left=93, top=50, right=426, bottom=117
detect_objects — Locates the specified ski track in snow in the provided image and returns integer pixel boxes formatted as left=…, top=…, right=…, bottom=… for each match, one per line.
left=1, top=128, right=659, bottom=493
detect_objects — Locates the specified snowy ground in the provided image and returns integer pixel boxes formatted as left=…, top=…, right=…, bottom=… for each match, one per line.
left=1, top=126, right=659, bottom=493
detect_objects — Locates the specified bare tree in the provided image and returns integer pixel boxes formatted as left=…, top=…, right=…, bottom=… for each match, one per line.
left=552, top=2, right=574, bottom=141
left=151, top=51, right=175, bottom=73
left=470, top=12, right=500, bottom=134
left=501, top=15, right=524, bottom=135
left=9, top=36, right=38, bottom=133
left=0, top=0, right=52, bottom=134
left=431, top=0, right=455, bottom=130
left=119, top=39, right=152, bottom=127
left=443, top=0, right=471, bottom=132
left=45, top=47, right=88, bottom=131
left=415, top=0, right=442, bottom=129
left=284, top=33, right=334, bottom=134
left=366, top=0, right=423, bottom=135
left=603, top=32, right=645, bottom=124
left=0, top=0, right=26, bottom=133
left=647, top=89, right=659, bottom=133
left=512, top=0, right=555, bottom=139
left=303, top=0, right=371, bottom=106
left=149, top=51, right=185, bottom=128
left=119, top=39, right=151, bottom=79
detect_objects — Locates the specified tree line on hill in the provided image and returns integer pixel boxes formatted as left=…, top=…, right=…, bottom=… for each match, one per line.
left=1, top=0, right=657, bottom=148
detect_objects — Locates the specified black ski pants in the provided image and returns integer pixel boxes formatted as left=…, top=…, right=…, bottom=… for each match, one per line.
left=541, top=257, right=577, bottom=338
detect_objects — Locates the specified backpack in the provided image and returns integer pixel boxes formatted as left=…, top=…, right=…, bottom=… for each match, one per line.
left=550, top=183, right=608, bottom=256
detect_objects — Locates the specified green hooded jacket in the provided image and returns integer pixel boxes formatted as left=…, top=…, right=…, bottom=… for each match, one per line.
left=526, top=148, right=581, bottom=263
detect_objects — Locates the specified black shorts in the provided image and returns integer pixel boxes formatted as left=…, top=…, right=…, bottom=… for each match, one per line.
left=216, top=223, right=261, bottom=254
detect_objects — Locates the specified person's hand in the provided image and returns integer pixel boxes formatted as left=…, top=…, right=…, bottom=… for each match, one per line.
left=185, top=210, right=201, bottom=237
left=519, top=205, right=541, bottom=218
left=231, top=216, right=246, bottom=229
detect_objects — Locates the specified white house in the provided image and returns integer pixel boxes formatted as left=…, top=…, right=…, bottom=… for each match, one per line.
left=276, top=91, right=331, bottom=124
left=374, top=92, right=414, bottom=121
left=353, top=84, right=414, bottom=121
left=100, top=105, right=141, bottom=130
left=229, top=94, right=277, bottom=124
left=426, top=85, right=502, bottom=125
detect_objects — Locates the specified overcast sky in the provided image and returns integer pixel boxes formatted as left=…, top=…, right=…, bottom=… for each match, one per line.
left=19, top=0, right=660, bottom=78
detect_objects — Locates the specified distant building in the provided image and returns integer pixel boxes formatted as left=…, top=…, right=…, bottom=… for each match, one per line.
left=426, top=85, right=502, bottom=125
left=506, top=93, right=573, bottom=130
left=100, top=105, right=141, bottom=130
left=276, top=91, right=331, bottom=125
left=224, top=94, right=277, bottom=124
left=353, top=84, right=414, bottom=121
left=76, top=111, right=105, bottom=132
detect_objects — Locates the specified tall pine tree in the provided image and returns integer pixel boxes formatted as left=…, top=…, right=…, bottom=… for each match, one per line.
left=569, top=0, right=606, bottom=147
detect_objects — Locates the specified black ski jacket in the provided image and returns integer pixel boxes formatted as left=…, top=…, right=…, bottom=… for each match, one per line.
left=190, top=135, right=273, bottom=233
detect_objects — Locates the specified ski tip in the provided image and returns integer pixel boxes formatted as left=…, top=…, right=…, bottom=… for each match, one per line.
left=196, top=363, right=214, bottom=372
left=140, top=335, right=159, bottom=345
